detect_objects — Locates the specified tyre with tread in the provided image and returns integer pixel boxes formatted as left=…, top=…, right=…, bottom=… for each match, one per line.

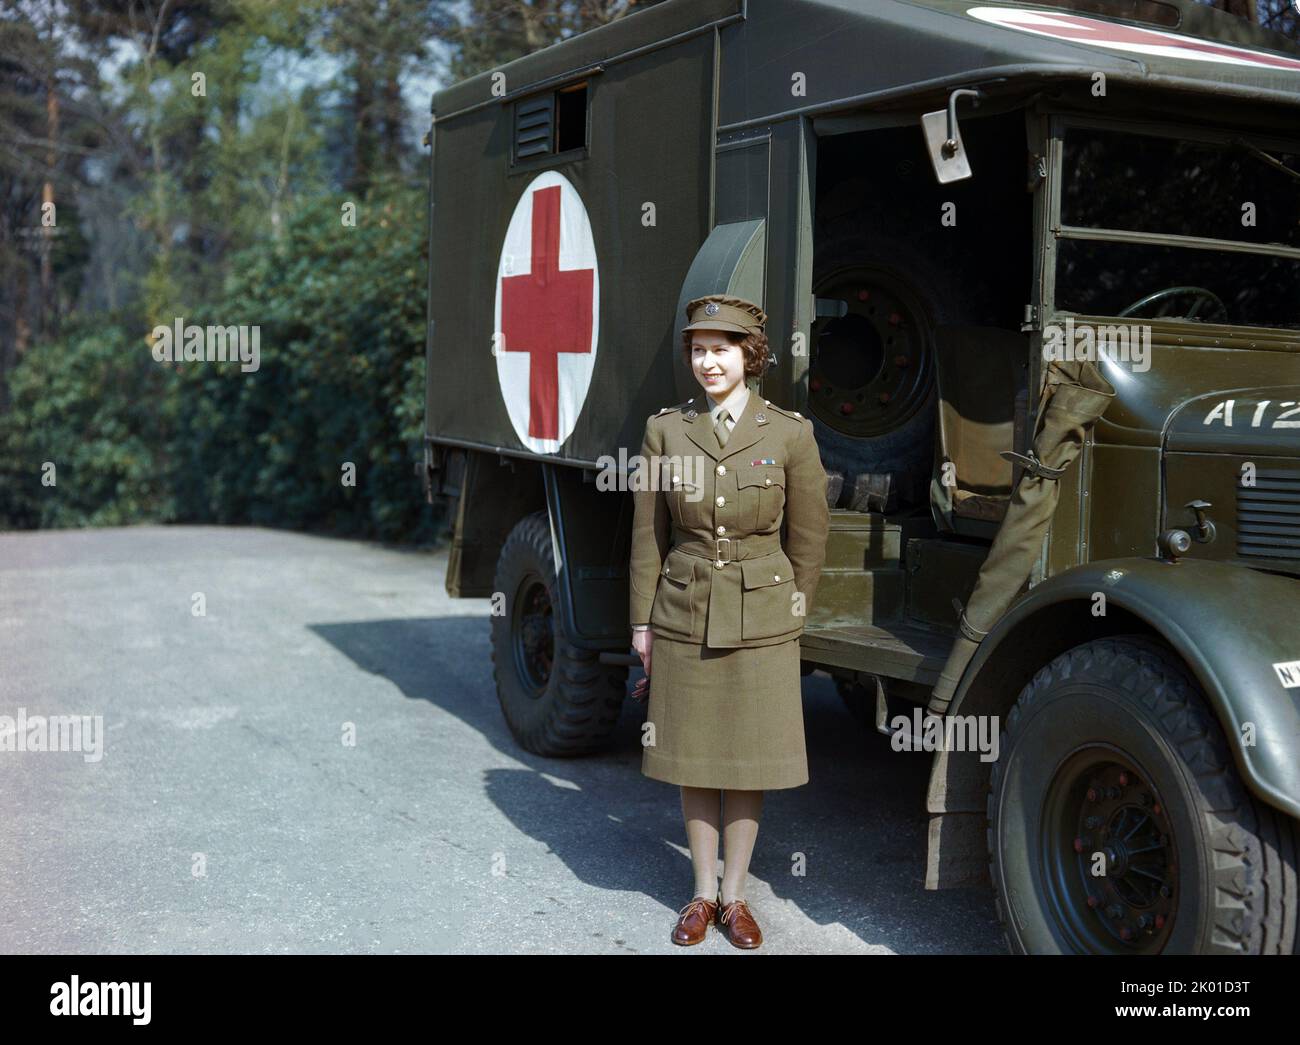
left=490, top=510, right=627, bottom=756
left=988, top=635, right=1299, bottom=954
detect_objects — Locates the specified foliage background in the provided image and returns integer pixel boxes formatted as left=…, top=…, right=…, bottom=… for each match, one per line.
left=0, top=0, right=661, bottom=540
left=0, top=0, right=1294, bottom=540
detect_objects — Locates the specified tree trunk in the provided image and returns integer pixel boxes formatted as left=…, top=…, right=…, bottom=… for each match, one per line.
left=351, top=62, right=377, bottom=195
left=41, top=78, right=60, bottom=337
left=381, top=72, right=403, bottom=172
left=15, top=262, right=31, bottom=358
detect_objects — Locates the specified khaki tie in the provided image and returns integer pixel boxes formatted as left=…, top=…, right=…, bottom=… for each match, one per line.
left=714, top=410, right=730, bottom=449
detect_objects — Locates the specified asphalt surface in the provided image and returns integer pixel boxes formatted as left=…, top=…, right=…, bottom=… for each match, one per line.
left=0, top=526, right=1003, bottom=954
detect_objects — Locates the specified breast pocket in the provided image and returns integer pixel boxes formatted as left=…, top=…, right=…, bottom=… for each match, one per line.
left=650, top=549, right=700, bottom=640
left=739, top=551, right=799, bottom=640
left=661, top=461, right=704, bottom=528
left=736, top=466, right=786, bottom=533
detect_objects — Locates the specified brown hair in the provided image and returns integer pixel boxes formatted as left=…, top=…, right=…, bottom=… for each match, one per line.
left=680, top=328, right=771, bottom=380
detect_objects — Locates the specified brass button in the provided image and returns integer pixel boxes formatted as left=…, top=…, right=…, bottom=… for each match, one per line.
left=716, top=525, right=725, bottom=535
left=764, top=477, right=772, bottom=486
left=664, top=566, right=670, bottom=574
left=716, top=496, right=725, bottom=507
left=774, top=574, right=780, bottom=581
left=715, top=560, right=724, bottom=569
left=673, top=475, right=681, bottom=484
left=716, top=464, right=726, bottom=476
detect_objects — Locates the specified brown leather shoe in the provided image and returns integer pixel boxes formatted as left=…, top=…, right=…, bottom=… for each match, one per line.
left=717, top=898, right=762, bottom=948
left=670, top=895, right=719, bottom=946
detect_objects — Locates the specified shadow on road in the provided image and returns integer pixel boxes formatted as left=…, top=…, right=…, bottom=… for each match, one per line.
left=310, top=615, right=1002, bottom=953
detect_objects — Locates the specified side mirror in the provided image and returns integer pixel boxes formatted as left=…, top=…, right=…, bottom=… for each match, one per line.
left=921, top=88, right=983, bottom=184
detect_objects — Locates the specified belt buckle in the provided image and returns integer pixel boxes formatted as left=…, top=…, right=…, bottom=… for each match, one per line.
left=716, top=537, right=732, bottom=564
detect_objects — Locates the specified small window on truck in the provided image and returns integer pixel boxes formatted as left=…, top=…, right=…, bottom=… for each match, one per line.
left=512, top=81, right=588, bottom=165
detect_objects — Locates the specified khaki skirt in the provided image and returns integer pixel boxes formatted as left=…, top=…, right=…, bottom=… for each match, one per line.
left=641, top=633, right=808, bottom=790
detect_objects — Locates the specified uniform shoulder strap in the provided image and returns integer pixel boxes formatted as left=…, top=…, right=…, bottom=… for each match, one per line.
left=758, top=399, right=806, bottom=424
left=653, top=399, right=695, bottom=418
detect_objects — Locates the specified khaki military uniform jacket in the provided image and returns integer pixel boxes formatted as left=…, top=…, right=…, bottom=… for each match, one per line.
left=629, top=393, right=830, bottom=648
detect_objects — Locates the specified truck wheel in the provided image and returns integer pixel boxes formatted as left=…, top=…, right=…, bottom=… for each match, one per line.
left=808, top=234, right=981, bottom=508
left=988, top=636, right=1299, bottom=954
left=490, top=511, right=627, bottom=756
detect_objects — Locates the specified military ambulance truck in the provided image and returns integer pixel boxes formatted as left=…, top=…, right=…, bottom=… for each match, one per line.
left=421, top=0, right=1300, bottom=954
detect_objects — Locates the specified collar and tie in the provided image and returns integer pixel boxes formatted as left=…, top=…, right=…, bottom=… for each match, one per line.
left=713, top=407, right=732, bottom=448
left=709, top=387, right=748, bottom=450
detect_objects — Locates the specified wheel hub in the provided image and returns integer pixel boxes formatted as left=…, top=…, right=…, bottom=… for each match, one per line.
left=512, top=577, right=554, bottom=696
left=809, top=268, right=933, bottom=439
left=1046, top=752, right=1177, bottom=952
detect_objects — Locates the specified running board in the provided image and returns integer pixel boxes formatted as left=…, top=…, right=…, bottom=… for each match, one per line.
left=800, top=622, right=952, bottom=687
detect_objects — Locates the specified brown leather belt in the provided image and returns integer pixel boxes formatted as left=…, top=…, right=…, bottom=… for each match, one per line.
left=670, top=531, right=782, bottom=564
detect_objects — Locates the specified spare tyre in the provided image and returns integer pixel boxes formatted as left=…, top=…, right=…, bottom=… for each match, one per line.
left=808, top=232, right=983, bottom=509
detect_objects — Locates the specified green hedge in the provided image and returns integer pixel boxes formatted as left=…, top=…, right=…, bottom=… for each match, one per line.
left=0, top=183, right=436, bottom=544
left=0, top=322, right=174, bottom=528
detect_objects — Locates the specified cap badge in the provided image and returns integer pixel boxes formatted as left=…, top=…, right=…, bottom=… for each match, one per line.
left=703, top=302, right=720, bottom=316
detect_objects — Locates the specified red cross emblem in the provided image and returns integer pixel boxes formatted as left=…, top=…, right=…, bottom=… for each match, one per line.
left=968, top=6, right=1300, bottom=71
left=494, top=171, right=600, bottom=450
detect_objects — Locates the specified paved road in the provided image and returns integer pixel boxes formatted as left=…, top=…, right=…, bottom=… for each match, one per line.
left=0, top=526, right=1003, bottom=954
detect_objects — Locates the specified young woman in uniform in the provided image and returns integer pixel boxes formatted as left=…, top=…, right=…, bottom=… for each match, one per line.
left=629, top=294, right=830, bottom=948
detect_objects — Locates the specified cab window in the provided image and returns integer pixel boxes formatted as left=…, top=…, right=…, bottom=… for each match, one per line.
left=1054, top=124, right=1300, bottom=331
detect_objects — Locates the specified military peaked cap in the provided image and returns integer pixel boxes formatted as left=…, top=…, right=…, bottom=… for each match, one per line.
left=682, top=294, right=767, bottom=337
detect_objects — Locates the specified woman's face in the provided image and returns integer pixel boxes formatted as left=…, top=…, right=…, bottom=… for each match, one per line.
left=690, top=330, right=745, bottom=402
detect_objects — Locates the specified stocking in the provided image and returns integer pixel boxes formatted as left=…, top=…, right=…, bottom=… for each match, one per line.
left=721, top=788, right=763, bottom=905
left=680, top=785, right=721, bottom=899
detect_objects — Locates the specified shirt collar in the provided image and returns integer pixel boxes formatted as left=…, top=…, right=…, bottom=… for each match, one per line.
left=707, top=383, right=750, bottom=424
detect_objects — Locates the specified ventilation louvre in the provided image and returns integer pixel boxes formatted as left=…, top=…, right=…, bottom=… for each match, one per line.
left=1237, top=468, right=1300, bottom=561
left=514, top=95, right=554, bottom=160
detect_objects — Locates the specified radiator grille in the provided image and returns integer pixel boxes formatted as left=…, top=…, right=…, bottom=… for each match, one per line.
left=1237, top=468, right=1300, bottom=561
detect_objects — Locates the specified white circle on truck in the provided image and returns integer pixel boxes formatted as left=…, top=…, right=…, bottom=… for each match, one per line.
left=967, top=6, right=1300, bottom=70
left=493, top=170, right=600, bottom=454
